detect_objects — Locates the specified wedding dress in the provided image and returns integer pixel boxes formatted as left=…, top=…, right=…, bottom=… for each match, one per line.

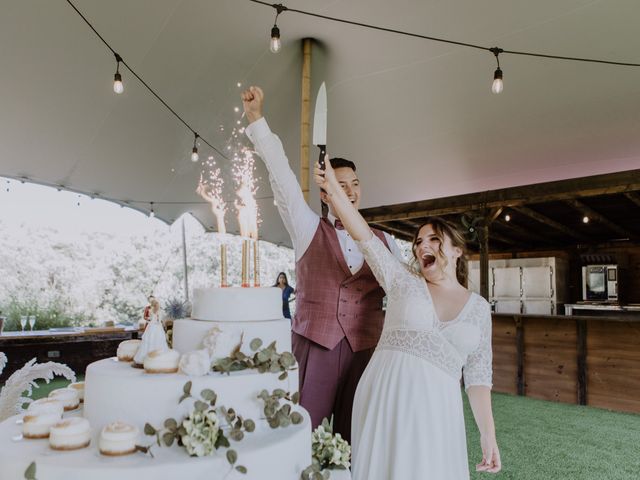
left=351, top=235, right=493, bottom=480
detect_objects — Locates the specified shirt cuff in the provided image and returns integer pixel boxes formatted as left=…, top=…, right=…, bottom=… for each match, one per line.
left=245, top=117, right=271, bottom=143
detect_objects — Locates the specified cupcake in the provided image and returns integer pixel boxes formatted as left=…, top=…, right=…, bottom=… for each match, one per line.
left=99, top=421, right=140, bottom=456
left=69, top=382, right=85, bottom=403
left=22, top=399, right=64, bottom=439
left=143, top=349, right=180, bottom=374
left=117, top=339, right=141, bottom=362
left=49, top=417, right=91, bottom=451
left=49, top=388, right=80, bottom=411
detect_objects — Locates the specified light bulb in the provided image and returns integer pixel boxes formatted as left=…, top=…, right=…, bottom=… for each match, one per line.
left=504, top=214, right=511, bottom=222
left=191, top=147, right=199, bottom=162
left=270, top=26, right=281, bottom=53
left=492, top=68, right=503, bottom=94
left=113, top=72, right=124, bottom=94
left=583, top=216, right=590, bottom=224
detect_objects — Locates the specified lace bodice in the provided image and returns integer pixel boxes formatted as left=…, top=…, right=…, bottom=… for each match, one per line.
left=357, top=234, right=493, bottom=388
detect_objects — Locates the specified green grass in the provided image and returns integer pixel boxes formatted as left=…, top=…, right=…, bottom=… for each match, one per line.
left=464, top=392, right=640, bottom=480
left=6, top=380, right=640, bottom=479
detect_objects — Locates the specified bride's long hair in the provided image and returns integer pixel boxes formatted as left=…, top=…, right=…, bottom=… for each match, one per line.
left=409, top=217, right=468, bottom=286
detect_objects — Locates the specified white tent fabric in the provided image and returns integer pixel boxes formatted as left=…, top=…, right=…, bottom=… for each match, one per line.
left=1, top=0, right=639, bottom=247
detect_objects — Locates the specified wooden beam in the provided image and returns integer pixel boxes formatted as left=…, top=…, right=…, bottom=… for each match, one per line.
left=370, top=221, right=413, bottom=239
left=565, top=198, right=636, bottom=239
left=624, top=191, right=640, bottom=209
left=495, top=219, right=558, bottom=245
left=489, top=230, right=519, bottom=246
left=361, top=170, right=640, bottom=223
left=300, top=38, right=312, bottom=203
left=513, top=206, right=589, bottom=242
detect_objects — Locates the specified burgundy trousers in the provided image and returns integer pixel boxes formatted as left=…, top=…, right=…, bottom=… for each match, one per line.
left=292, top=332, right=375, bottom=444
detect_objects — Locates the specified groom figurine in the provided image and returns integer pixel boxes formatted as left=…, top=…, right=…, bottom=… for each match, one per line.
left=243, top=87, right=403, bottom=442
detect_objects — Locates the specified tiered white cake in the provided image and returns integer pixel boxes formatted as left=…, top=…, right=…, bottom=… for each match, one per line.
left=0, top=287, right=311, bottom=480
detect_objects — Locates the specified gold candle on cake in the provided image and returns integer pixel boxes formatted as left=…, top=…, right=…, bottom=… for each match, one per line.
left=241, top=239, right=251, bottom=287
left=220, top=243, right=228, bottom=287
left=253, top=239, right=260, bottom=287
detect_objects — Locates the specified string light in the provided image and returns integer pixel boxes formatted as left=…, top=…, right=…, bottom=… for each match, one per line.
left=113, top=53, right=124, bottom=94
left=269, top=4, right=287, bottom=53
left=191, top=133, right=200, bottom=162
left=490, top=47, right=504, bottom=94
left=504, top=214, right=511, bottom=222
left=583, top=216, right=590, bottom=224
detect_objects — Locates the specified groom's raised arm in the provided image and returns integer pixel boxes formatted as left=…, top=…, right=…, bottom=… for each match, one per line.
left=243, top=87, right=319, bottom=259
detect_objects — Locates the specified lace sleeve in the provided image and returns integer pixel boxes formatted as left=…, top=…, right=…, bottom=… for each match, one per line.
left=463, top=299, right=493, bottom=390
left=356, top=233, right=409, bottom=294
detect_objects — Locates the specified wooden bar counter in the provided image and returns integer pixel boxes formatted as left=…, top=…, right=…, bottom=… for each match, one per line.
left=491, top=313, right=640, bottom=414
left=0, top=328, right=139, bottom=383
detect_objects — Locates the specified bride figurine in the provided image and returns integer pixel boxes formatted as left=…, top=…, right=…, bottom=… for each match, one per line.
left=133, top=297, right=168, bottom=368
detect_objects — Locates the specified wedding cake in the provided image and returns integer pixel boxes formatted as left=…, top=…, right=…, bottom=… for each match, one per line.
left=0, top=287, right=312, bottom=480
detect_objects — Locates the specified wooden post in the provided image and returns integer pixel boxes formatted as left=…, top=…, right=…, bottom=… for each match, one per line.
left=479, top=220, right=490, bottom=300
left=515, top=316, right=525, bottom=396
left=300, top=38, right=312, bottom=204
left=576, top=319, right=587, bottom=405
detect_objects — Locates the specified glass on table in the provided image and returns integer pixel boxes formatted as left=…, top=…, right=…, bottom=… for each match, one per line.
left=19, top=315, right=27, bottom=333
left=28, top=315, right=36, bottom=332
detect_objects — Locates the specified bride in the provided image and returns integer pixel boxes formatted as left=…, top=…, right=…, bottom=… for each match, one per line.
left=314, top=160, right=501, bottom=479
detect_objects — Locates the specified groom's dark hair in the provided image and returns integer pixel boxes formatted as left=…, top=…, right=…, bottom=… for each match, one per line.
left=321, top=157, right=357, bottom=217
left=329, top=157, right=356, bottom=172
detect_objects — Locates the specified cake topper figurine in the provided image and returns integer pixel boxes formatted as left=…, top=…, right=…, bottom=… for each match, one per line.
left=133, top=297, right=168, bottom=368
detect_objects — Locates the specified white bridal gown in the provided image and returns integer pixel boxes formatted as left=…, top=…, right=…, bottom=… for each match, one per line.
left=351, top=235, right=493, bottom=480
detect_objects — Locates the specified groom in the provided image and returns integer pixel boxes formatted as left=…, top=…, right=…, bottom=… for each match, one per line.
left=243, top=87, right=403, bottom=442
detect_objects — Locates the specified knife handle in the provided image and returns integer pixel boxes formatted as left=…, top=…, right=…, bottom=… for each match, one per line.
left=318, top=145, right=326, bottom=171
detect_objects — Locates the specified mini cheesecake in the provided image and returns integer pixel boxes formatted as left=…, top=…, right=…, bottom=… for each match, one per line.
left=99, top=421, right=140, bottom=456
left=49, top=388, right=80, bottom=411
left=117, top=339, right=142, bottom=362
left=22, top=399, right=64, bottom=439
left=49, top=417, right=91, bottom=451
left=143, top=349, right=180, bottom=374
left=69, top=382, right=85, bottom=403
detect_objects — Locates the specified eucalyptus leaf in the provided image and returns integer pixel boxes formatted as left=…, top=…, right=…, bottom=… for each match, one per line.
left=244, top=419, right=255, bottom=432
left=279, top=415, right=291, bottom=428
left=278, top=371, right=288, bottom=381
left=268, top=417, right=279, bottom=429
left=273, top=389, right=286, bottom=398
left=226, top=449, right=238, bottom=465
left=292, top=391, right=300, bottom=404
left=230, top=429, right=244, bottom=441
left=163, top=432, right=175, bottom=447
left=164, top=418, right=178, bottom=430
left=235, top=465, right=248, bottom=474
left=249, top=338, right=263, bottom=351
left=194, top=400, right=208, bottom=412
left=215, top=432, right=230, bottom=449
left=183, top=381, right=192, bottom=395
left=200, top=389, right=216, bottom=403
left=144, top=423, right=157, bottom=436
left=24, top=462, right=36, bottom=480
left=291, top=412, right=304, bottom=425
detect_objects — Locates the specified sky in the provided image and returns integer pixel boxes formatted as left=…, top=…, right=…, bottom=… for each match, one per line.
left=0, top=177, right=187, bottom=236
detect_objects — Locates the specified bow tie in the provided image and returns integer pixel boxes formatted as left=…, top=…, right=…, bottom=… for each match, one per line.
left=334, top=219, right=345, bottom=230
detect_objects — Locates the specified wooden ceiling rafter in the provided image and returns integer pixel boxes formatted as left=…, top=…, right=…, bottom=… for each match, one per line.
left=513, top=205, right=589, bottom=242
left=565, top=198, right=637, bottom=240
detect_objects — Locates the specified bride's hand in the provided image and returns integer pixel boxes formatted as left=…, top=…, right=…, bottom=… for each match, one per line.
left=313, top=155, right=338, bottom=191
left=476, top=434, right=501, bottom=473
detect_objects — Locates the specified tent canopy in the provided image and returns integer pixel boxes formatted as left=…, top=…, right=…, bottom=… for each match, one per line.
left=1, top=0, right=639, bottom=247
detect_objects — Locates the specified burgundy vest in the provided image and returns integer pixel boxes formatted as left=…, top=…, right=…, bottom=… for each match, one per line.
left=293, top=218, right=390, bottom=352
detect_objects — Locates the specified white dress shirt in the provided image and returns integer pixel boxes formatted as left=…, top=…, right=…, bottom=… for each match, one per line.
left=245, top=117, right=404, bottom=271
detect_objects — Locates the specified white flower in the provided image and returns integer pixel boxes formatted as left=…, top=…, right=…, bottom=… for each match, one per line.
left=179, top=350, right=211, bottom=376
left=180, top=408, right=220, bottom=457
left=311, top=424, right=351, bottom=470
left=202, top=326, right=242, bottom=361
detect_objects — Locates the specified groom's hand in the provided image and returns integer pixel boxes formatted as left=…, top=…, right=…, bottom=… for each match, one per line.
left=241, top=86, right=264, bottom=124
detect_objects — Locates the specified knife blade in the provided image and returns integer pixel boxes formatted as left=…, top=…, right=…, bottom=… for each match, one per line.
left=312, top=82, right=327, bottom=170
